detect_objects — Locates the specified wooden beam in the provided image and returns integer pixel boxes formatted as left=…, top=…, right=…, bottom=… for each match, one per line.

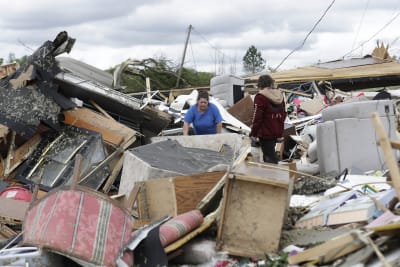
left=90, top=100, right=116, bottom=121
left=123, top=183, right=141, bottom=211
left=102, top=155, right=125, bottom=193
left=371, top=112, right=400, bottom=196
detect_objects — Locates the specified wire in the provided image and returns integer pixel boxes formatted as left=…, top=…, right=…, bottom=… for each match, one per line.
left=350, top=0, right=370, bottom=55
left=191, top=26, right=236, bottom=64
left=273, top=0, right=336, bottom=71
left=189, top=38, right=197, bottom=71
left=342, top=9, right=400, bottom=58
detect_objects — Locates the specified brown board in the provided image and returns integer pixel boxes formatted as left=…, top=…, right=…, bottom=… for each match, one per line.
left=174, top=171, right=224, bottom=214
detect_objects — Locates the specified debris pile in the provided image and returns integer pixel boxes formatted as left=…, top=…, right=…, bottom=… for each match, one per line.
left=0, top=32, right=400, bottom=266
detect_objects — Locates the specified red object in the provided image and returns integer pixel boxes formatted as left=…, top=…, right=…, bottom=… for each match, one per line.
left=0, top=186, right=32, bottom=202
left=23, top=187, right=133, bottom=267
left=159, top=209, right=204, bottom=247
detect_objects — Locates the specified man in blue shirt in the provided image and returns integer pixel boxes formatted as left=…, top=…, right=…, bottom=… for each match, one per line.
left=183, top=90, right=223, bottom=135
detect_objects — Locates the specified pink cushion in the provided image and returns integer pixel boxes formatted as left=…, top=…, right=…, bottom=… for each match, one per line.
left=159, top=209, right=204, bottom=247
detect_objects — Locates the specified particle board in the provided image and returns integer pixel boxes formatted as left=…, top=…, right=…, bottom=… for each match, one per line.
left=138, top=178, right=177, bottom=221
left=217, top=162, right=291, bottom=258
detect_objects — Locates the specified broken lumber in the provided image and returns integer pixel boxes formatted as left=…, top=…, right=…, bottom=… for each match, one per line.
left=288, top=230, right=368, bottom=265
left=371, top=112, right=400, bottom=197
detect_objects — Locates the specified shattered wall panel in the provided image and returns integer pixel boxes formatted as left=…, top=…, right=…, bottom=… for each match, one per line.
left=15, top=126, right=109, bottom=191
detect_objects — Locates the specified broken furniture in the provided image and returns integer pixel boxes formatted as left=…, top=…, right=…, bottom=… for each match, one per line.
left=136, top=171, right=225, bottom=222
left=216, top=161, right=294, bottom=258
left=317, top=99, right=398, bottom=176
left=23, top=186, right=133, bottom=267
left=118, top=133, right=245, bottom=197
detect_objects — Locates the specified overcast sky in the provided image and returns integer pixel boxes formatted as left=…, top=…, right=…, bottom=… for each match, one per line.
left=1, top=0, right=400, bottom=75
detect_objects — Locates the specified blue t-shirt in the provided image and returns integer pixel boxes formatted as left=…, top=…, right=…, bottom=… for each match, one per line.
left=184, top=103, right=223, bottom=135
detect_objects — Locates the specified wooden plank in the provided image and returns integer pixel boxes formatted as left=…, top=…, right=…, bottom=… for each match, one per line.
left=0, top=224, right=18, bottom=239
left=371, top=112, right=400, bottom=196
left=63, top=107, right=136, bottom=146
left=288, top=231, right=367, bottom=265
left=102, top=155, right=125, bottom=193
left=1, top=133, right=41, bottom=177
left=216, top=173, right=234, bottom=252
left=123, top=183, right=141, bottom=210
left=234, top=173, right=289, bottom=189
left=71, top=154, right=83, bottom=189
left=174, top=171, right=224, bottom=214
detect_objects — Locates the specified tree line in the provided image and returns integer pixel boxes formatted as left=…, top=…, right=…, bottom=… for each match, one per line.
left=1, top=45, right=268, bottom=92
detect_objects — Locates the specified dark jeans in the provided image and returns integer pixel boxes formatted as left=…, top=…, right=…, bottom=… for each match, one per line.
left=259, top=138, right=278, bottom=164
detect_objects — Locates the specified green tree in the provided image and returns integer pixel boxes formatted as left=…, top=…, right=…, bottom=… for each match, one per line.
left=0, top=58, right=3, bottom=65
left=108, top=57, right=213, bottom=93
left=242, top=45, right=266, bottom=74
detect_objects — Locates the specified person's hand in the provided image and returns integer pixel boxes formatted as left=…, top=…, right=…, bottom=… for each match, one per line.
left=251, top=137, right=259, bottom=147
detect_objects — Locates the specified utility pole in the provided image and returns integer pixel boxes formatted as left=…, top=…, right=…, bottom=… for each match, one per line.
left=176, top=24, right=192, bottom=88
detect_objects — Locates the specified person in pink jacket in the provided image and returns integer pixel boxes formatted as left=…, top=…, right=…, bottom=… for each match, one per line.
left=250, top=74, right=286, bottom=164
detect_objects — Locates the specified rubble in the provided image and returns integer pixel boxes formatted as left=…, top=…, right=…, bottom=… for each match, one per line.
left=1, top=32, right=400, bottom=266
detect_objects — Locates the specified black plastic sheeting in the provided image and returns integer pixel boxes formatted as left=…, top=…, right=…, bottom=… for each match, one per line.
left=129, top=139, right=233, bottom=174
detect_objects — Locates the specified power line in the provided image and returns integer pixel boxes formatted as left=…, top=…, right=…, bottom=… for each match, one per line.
left=342, top=6, right=400, bottom=58
left=188, top=38, right=197, bottom=70
left=350, top=0, right=370, bottom=54
left=273, top=0, right=336, bottom=71
left=191, top=26, right=236, bottom=64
